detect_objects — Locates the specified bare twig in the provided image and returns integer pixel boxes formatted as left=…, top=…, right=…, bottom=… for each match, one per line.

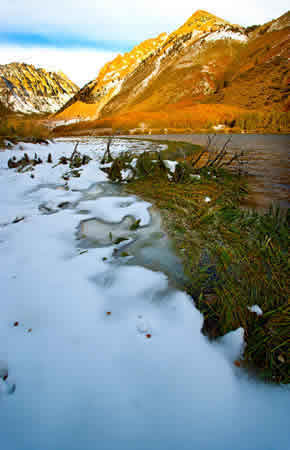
left=214, top=137, right=233, bottom=168
left=220, top=151, right=244, bottom=168
left=208, top=136, right=232, bottom=167
left=70, top=142, right=79, bottom=160
left=101, top=135, right=114, bottom=164
left=191, top=134, right=217, bottom=168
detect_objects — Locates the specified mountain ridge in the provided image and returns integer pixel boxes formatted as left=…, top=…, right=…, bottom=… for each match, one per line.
left=47, top=10, right=290, bottom=132
left=0, top=63, right=78, bottom=114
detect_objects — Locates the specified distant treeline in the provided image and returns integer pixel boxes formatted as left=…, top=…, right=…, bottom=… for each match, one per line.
left=233, top=111, right=290, bottom=132
left=53, top=107, right=290, bottom=136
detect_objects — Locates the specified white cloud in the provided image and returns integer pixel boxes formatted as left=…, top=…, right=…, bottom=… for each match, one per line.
left=0, top=1, right=289, bottom=42
left=0, top=1, right=288, bottom=86
left=0, top=46, right=117, bottom=87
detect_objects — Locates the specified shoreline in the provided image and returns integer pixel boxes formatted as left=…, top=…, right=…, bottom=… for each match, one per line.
left=103, top=144, right=289, bottom=384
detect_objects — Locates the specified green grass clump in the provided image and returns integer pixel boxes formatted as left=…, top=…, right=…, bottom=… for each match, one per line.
left=195, top=206, right=289, bottom=383
left=116, top=142, right=289, bottom=384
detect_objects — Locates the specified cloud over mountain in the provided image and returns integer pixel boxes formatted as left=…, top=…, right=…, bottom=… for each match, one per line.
left=1, top=1, right=289, bottom=45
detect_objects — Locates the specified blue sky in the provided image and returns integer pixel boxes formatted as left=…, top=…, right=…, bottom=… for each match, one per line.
left=0, top=32, right=134, bottom=53
left=0, top=0, right=288, bottom=86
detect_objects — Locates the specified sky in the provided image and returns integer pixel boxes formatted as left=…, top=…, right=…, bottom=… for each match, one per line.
left=0, top=1, right=288, bottom=86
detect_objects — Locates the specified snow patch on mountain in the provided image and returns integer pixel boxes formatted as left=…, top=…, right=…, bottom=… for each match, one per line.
left=205, top=30, right=248, bottom=42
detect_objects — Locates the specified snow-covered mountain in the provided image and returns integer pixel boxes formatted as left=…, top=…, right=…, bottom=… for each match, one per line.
left=0, top=63, right=78, bottom=114
left=55, top=10, right=289, bottom=129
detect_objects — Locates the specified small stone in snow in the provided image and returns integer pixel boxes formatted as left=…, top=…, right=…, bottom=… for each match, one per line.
left=58, top=201, right=70, bottom=209
left=13, top=321, right=19, bottom=327
left=106, top=312, right=112, bottom=316
left=28, top=328, right=32, bottom=333
left=146, top=334, right=152, bottom=339
left=0, top=367, right=8, bottom=381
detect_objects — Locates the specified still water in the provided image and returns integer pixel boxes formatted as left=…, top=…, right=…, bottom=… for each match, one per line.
left=130, top=134, right=290, bottom=210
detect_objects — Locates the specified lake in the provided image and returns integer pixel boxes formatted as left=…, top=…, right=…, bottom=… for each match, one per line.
left=127, top=134, right=290, bottom=210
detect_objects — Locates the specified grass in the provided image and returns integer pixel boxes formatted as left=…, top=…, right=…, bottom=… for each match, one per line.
left=103, top=139, right=289, bottom=384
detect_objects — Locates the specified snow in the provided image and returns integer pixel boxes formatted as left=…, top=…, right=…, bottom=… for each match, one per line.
left=136, top=48, right=169, bottom=93
left=53, top=117, right=91, bottom=127
left=248, top=305, right=263, bottom=316
left=7, top=92, right=73, bottom=115
left=164, top=160, right=178, bottom=173
left=121, top=168, right=134, bottom=181
left=0, top=139, right=289, bottom=450
left=215, top=328, right=245, bottom=363
left=108, top=76, right=126, bottom=100
left=130, top=158, right=138, bottom=168
left=205, top=30, right=248, bottom=43
left=79, top=196, right=152, bottom=226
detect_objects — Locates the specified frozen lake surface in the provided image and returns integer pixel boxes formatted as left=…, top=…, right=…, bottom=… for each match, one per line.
left=0, top=138, right=289, bottom=450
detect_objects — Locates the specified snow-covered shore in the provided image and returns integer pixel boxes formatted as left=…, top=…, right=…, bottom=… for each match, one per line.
left=0, top=138, right=289, bottom=450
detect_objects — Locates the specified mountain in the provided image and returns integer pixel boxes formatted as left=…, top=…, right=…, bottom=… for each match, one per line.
left=55, top=10, right=290, bottom=132
left=0, top=63, right=78, bottom=114
left=56, top=33, right=168, bottom=121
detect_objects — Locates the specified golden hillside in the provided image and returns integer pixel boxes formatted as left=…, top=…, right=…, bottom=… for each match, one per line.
left=54, top=10, right=290, bottom=133
left=56, top=33, right=168, bottom=121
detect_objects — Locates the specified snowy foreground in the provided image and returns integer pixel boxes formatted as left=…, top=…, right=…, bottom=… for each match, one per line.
left=0, top=138, right=289, bottom=450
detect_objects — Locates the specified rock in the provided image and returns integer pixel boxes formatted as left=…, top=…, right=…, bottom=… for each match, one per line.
left=12, top=217, right=24, bottom=224
left=58, top=202, right=71, bottom=209
left=0, top=363, right=8, bottom=380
